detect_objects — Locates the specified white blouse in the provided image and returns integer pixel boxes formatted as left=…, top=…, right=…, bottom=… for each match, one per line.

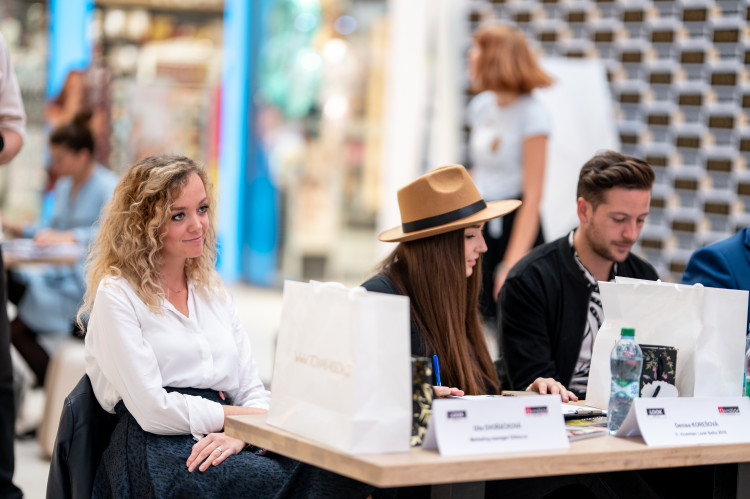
left=85, top=276, right=270, bottom=439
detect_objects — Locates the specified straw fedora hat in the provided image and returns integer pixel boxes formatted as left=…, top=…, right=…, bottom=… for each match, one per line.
left=378, top=165, right=522, bottom=242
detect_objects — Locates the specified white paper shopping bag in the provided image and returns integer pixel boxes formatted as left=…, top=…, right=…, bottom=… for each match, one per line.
left=267, top=280, right=412, bottom=454
left=586, top=278, right=747, bottom=409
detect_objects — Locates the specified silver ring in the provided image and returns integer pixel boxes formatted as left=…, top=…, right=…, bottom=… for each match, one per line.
left=216, top=447, right=223, bottom=453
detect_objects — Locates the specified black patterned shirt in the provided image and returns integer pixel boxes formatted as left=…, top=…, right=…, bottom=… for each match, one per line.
left=568, top=230, right=617, bottom=394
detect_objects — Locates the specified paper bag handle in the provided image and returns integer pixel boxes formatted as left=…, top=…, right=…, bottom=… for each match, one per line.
left=310, top=280, right=367, bottom=299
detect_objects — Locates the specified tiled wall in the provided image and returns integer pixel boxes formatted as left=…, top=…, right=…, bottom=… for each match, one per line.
left=466, top=0, right=748, bottom=281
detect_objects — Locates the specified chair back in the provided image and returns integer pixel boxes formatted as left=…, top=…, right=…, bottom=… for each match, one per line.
left=46, top=374, right=116, bottom=499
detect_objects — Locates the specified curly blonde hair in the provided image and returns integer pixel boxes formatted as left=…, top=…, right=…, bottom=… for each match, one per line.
left=79, top=154, right=221, bottom=322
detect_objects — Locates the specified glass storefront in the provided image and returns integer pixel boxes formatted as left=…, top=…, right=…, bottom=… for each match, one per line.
left=93, top=1, right=224, bottom=175
left=0, top=0, right=392, bottom=287
left=257, top=0, right=387, bottom=285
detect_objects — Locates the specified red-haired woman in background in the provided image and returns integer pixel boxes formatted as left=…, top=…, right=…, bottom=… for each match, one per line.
left=467, top=22, right=553, bottom=322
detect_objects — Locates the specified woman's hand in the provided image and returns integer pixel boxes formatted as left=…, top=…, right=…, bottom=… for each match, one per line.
left=433, top=386, right=464, bottom=398
left=1, top=216, right=23, bottom=238
left=525, top=377, right=578, bottom=403
left=186, top=432, right=247, bottom=473
left=33, top=229, right=75, bottom=246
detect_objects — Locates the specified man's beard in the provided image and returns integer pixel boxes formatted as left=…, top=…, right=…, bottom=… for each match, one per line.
left=586, top=228, right=633, bottom=264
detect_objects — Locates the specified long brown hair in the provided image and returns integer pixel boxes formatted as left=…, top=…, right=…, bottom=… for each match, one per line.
left=376, top=229, right=499, bottom=395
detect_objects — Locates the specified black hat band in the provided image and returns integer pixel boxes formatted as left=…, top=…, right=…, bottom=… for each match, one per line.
left=402, top=199, right=487, bottom=234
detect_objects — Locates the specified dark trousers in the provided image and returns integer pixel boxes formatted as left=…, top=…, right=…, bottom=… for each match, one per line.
left=9, top=317, right=48, bottom=388
left=0, top=249, right=23, bottom=498
left=7, top=270, right=82, bottom=388
left=479, top=207, right=545, bottom=321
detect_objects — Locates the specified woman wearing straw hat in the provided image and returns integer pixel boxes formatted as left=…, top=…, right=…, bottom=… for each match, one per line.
left=363, top=165, right=664, bottom=499
left=363, top=165, right=574, bottom=399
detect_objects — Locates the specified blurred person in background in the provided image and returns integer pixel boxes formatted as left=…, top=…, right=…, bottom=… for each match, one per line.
left=7, top=110, right=117, bottom=389
left=466, top=22, right=553, bottom=324
left=45, top=70, right=86, bottom=130
left=41, top=70, right=88, bottom=198
left=681, top=228, right=750, bottom=330
left=45, top=67, right=111, bottom=166
left=0, top=30, right=26, bottom=499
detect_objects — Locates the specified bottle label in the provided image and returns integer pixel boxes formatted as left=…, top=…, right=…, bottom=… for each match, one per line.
left=611, top=380, right=640, bottom=398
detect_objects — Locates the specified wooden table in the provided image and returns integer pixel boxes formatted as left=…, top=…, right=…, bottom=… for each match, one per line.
left=1, top=240, right=82, bottom=268
left=226, top=414, right=750, bottom=498
left=2, top=254, right=78, bottom=268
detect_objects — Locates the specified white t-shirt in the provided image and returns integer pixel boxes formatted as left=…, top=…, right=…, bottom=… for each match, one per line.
left=466, top=91, right=550, bottom=201
left=85, top=276, right=270, bottom=440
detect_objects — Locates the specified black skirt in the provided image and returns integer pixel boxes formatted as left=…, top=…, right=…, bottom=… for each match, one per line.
left=92, top=387, right=375, bottom=499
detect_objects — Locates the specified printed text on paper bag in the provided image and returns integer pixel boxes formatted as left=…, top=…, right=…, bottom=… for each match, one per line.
left=294, top=353, right=354, bottom=377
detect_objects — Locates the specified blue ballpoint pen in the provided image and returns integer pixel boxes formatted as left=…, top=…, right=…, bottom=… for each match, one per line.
left=433, top=355, right=441, bottom=386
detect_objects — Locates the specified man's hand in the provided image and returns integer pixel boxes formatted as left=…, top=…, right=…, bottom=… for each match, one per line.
left=526, top=378, right=578, bottom=403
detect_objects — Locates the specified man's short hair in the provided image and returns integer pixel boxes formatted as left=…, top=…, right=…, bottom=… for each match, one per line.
left=577, top=150, right=655, bottom=208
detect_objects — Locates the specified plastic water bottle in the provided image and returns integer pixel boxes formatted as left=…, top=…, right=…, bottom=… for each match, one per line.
left=744, top=327, right=750, bottom=396
left=607, top=327, right=643, bottom=435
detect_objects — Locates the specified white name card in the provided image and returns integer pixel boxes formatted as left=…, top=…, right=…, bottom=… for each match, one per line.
left=615, top=397, right=750, bottom=446
left=422, top=395, right=569, bottom=456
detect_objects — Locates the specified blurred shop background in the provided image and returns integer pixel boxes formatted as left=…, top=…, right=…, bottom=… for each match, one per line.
left=0, top=0, right=748, bottom=287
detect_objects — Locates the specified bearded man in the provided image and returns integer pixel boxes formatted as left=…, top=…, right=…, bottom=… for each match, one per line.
left=498, top=150, right=658, bottom=398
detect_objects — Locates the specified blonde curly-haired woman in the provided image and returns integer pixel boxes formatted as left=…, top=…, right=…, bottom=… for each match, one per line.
left=81, top=154, right=372, bottom=498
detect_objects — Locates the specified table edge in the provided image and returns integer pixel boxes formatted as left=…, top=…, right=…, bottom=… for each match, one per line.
left=225, top=414, right=750, bottom=488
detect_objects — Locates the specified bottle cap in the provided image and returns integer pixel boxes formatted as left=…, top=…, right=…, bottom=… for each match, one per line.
left=621, top=327, right=635, bottom=337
